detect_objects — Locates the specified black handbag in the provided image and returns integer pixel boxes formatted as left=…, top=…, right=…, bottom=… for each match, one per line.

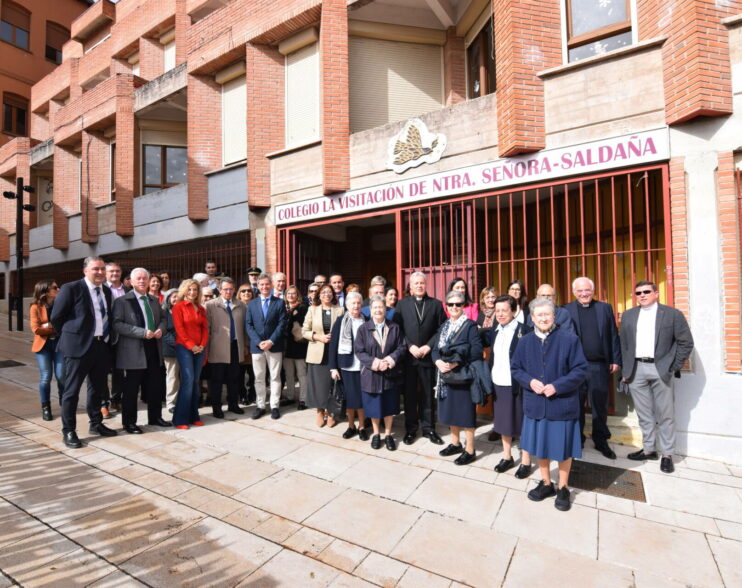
left=327, top=378, right=345, bottom=416
left=440, top=365, right=473, bottom=386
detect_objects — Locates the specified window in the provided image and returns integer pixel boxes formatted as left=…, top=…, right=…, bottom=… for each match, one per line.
left=566, top=0, right=632, bottom=62
left=3, top=93, right=28, bottom=136
left=142, top=145, right=187, bottom=194
left=285, top=42, right=319, bottom=147
left=1, top=0, right=29, bottom=50
left=221, top=75, right=247, bottom=165
left=45, top=22, right=69, bottom=64
left=466, top=17, right=495, bottom=99
left=163, top=40, right=176, bottom=72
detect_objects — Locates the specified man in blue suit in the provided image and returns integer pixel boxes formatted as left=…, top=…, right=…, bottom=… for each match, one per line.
left=564, top=277, right=621, bottom=459
left=245, top=273, right=288, bottom=419
left=51, top=256, right=118, bottom=448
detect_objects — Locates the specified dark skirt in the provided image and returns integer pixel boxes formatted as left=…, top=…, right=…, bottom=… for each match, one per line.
left=521, top=416, right=582, bottom=462
left=438, top=387, right=476, bottom=428
left=306, top=363, right=332, bottom=410
left=341, top=369, right=363, bottom=410
left=493, top=384, right=523, bottom=438
left=362, top=388, right=400, bottom=419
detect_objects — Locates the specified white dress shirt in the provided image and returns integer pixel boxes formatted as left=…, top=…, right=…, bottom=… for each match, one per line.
left=84, top=278, right=107, bottom=337
left=491, top=320, right=517, bottom=386
left=635, top=302, right=658, bottom=358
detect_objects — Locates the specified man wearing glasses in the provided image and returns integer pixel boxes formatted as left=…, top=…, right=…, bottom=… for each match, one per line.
left=620, top=281, right=694, bottom=473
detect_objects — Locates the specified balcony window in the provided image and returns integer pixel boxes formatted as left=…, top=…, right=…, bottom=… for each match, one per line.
left=143, top=145, right=187, bottom=194
left=567, top=0, right=632, bottom=62
left=45, top=22, right=70, bottom=65
left=3, top=92, right=28, bottom=136
left=1, top=1, right=29, bottom=50
left=466, top=17, right=495, bottom=99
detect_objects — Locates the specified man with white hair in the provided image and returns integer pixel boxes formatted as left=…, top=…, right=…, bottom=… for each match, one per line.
left=564, top=276, right=621, bottom=459
left=111, top=267, right=171, bottom=433
left=272, top=272, right=287, bottom=299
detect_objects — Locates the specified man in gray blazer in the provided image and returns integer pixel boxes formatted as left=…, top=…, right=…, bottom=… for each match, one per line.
left=620, top=280, right=694, bottom=473
left=112, top=267, right=171, bottom=434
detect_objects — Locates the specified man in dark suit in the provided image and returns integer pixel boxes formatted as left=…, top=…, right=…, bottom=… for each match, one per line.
left=245, top=273, right=288, bottom=420
left=620, top=281, right=694, bottom=473
left=564, top=277, right=621, bottom=459
left=394, top=271, right=447, bottom=445
left=111, top=267, right=171, bottom=434
left=51, top=256, right=118, bottom=448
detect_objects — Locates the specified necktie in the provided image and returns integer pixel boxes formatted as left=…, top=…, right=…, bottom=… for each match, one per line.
left=140, top=295, right=155, bottom=330
left=94, top=287, right=109, bottom=340
left=262, top=298, right=269, bottom=319
left=226, top=301, right=236, bottom=340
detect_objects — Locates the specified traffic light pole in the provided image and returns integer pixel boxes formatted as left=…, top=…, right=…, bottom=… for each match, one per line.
left=4, top=178, right=35, bottom=332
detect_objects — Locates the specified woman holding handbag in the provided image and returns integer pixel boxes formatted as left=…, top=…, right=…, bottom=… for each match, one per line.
left=30, top=279, right=65, bottom=420
left=431, top=290, right=483, bottom=465
left=284, top=285, right=309, bottom=409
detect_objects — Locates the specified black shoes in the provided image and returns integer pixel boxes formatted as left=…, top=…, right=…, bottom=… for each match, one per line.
left=487, top=429, right=502, bottom=442
left=229, top=406, right=245, bottom=415
left=660, top=456, right=674, bottom=473
left=343, top=427, right=357, bottom=439
left=454, top=451, right=476, bottom=465
left=63, top=431, right=82, bottom=448
left=494, top=458, right=515, bottom=473
left=124, top=424, right=144, bottom=434
left=385, top=435, right=397, bottom=451
left=41, top=402, right=52, bottom=421
left=527, top=480, right=556, bottom=502
left=358, top=428, right=369, bottom=441
left=595, top=442, right=617, bottom=459
left=371, top=434, right=381, bottom=450
left=297, top=401, right=307, bottom=411
left=439, top=443, right=464, bottom=457
left=423, top=430, right=444, bottom=445
left=212, top=407, right=225, bottom=419
left=554, top=486, right=571, bottom=511
left=252, top=408, right=266, bottom=419
left=403, top=432, right=416, bottom=445
left=279, top=398, right=295, bottom=407
left=514, top=464, right=532, bottom=479
left=148, top=418, right=172, bottom=427
left=271, top=408, right=281, bottom=420
left=89, top=423, right=117, bottom=437
left=627, top=449, right=659, bottom=461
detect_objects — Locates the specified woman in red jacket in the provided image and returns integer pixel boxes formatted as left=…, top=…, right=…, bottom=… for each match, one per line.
left=172, top=279, right=209, bottom=429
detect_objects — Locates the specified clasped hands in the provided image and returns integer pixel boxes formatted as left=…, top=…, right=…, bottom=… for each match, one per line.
left=435, top=359, right=459, bottom=373
left=145, top=329, right=162, bottom=340
left=530, top=379, right=557, bottom=397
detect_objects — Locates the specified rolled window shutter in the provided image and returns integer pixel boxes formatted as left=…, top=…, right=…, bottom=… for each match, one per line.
left=285, top=42, right=319, bottom=147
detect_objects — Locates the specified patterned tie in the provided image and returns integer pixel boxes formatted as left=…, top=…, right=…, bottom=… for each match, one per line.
left=94, top=287, right=109, bottom=340
left=262, top=297, right=269, bottom=319
left=140, top=295, right=155, bottom=331
left=226, top=301, right=236, bottom=340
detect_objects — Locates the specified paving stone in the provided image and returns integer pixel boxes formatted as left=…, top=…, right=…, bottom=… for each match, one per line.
left=390, top=511, right=516, bottom=587
left=598, top=511, right=722, bottom=587
left=86, top=570, right=148, bottom=587
left=284, top=527, right=334, bottom=558
left=396, top=566, right=452, bottom=588
left=354, top=552, right=408, bottom=587
left=223, top=504, right=272, bottom=533
left=238, top=548, right=339, bottom=587
left=597, top=493, right=635, bottom=516
left=274, top=442, right=366, bottom=481
left=716, top=519, right=742, bottom=542
left=0, top=529, right=80, bottom=583
left=252, top=515, right=302, bottom=543
left=316, top=539, right=370, bottom=574
left=176, top=453, right=280, bottom=495
left=0, top=498, right=50, bottom=550
left=334, top=454, right=431, bottom=502
left=633, top=502, right=719, bottom=535
left=13, top=547, right=117, bottom=587
left=127, top=439, right=225, bottom=475
left=327, top=573, right=377, bottom=588
left=707, top=535, right=742, bottom=588
left=305, top=489, right=421, bottom=555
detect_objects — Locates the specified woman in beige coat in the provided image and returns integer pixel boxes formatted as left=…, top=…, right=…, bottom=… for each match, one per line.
left=303, top=284, right=344, bottom=427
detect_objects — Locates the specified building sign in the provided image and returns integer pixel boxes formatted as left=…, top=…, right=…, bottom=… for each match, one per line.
left=387, top=118, right=447, bottom=173
left=276, top=128, right=670, bottom=225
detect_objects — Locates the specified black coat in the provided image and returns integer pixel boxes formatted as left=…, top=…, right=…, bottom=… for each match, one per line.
left=393, top=295, right=447, bottom=366
left=564, top=300, right=621, bottom=365
left=354, top=319, right=407, bottom=394
left=484, top=321, right=531, bottom=396
left=51, top=279, right=113, bottom=358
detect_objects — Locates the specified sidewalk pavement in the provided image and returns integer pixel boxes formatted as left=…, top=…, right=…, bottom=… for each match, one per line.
left=0, top=322, right=740, bottom=588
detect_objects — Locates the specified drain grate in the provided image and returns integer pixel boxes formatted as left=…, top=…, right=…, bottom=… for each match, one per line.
left=569, top=460, right=646, bottom=502
left=0, top=360, right=25, bottom=368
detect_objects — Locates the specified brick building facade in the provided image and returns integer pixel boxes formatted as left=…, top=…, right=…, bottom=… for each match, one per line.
left=0, top=0, right=741, bottom=463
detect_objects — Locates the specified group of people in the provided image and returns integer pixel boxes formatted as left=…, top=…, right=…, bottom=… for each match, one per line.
left=30, top=257, right=694, bottom=512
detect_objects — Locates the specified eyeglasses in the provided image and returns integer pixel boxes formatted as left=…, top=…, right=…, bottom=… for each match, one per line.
left=49, top=285, right=59, bottom=290
left=238, top=289, right=249, bottom=294
left=635, top=289, right=653, bottom=296
left=447, top=302, right=463, bottom=308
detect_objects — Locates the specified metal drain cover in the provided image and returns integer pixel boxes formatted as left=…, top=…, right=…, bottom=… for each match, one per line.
left=0, top=360, right=24, bottom=368
left=569, top=460, right=646, bottom=502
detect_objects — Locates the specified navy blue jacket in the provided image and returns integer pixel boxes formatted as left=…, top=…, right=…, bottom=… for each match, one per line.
left=564, top=300, right=621, bottom=366
left=245, top=295, right=288, bottom=353
left=51, top=278, right=112, bottom=358
left=328, top=315, right=365, bottom=370
left=511, top=327, right=588, bottom=421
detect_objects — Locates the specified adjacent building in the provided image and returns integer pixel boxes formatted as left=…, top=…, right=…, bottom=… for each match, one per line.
left=0, top=0, right=741, bottom=463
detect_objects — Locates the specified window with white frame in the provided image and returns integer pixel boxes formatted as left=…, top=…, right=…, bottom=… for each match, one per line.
left=284, top=34, right=319, bottom=148
left=566, top=0, right=632, bottom=62
left=161, top=28, right=176, bottom=73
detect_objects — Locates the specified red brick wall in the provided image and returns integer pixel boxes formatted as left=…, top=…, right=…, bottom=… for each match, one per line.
left=186, top=73, right=221, bottom=221
left=717, top=153, right=741, bottom=372
left=80, top=131, right=112, bottom=243
left=443, top=27, right=466, bottom=107
left=246, top=43, right=284, bottom=209
left=669, top=157, right=689, bottom=319
left=139, top=36, right=165, bottom=81
left=493, top=0, right=561, bottom=157
left=175, top=0, right=190, bottom=66
left=52, top=145, right=80, bottom=250
left=320, top=0, right=349, bottom=195
left=115, top=95, right=137, bottom=237
left=662, top=0, right=736, bottom=125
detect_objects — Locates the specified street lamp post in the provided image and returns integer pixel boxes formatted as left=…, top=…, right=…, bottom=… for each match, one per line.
left=3, top=177, right=36, bottom=331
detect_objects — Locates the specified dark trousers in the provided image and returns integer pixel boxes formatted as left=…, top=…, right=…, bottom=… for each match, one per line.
left=240, top=363, right=255, bottom=401
left=209, top=341, right=241, bottom=409
left=61, top=339, right=110, bottom=435
left=404, top=362, right=436, bottom=434
left=579, top=360, right=612, bottom=445
left=121, top=340, right=164, bottom=426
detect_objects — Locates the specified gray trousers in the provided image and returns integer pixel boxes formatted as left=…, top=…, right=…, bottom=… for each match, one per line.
left=629, top=361, right=675, bottom=455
